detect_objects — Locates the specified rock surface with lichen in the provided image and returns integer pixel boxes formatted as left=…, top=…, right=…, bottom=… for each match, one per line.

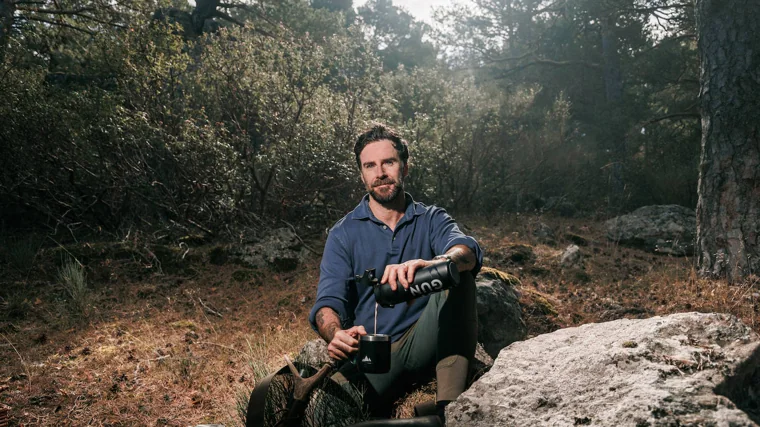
left=447, top=312, right=760, bottom=426
left=605, top=205, right=696, bottom=255
left=476, top=267, right=527, bottom=358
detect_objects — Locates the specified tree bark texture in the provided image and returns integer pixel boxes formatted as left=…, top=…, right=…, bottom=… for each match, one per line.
left=696, top=0, right=760, bottom=281
left=0, top=0, right=14, bottom=59
left=601, top=14, right=626, bottom=211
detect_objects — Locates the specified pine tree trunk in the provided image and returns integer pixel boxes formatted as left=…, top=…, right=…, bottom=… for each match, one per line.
left=601, top=15, right=625, bottom=212
left=695, top=0, right=760, bottom=281
left=0, top=0, right=14, bottom=60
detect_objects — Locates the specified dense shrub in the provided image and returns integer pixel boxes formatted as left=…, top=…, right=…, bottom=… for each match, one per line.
left=0, top=0, right=701, bottom=238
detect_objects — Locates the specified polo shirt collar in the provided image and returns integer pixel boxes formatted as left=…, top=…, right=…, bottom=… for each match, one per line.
left=350, top=192, right=425, bottom=221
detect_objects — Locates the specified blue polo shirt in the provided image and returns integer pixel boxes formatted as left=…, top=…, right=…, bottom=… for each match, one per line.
left=308, top=193, right=482, bottom=342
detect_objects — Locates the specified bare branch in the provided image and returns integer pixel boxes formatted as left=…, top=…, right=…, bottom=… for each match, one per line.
left=218, top=2, right=247, bottom=8
left=533, top=0, right=569, bottom=16
left=526, top=57, right=601, bottom=69
left=485, top=50, right=534, bottom=63
left=69, top=13, right=128, bottom=29
left=199, top=298, right=223, bottom=318
left=16, top=6, right=96, bottom=15
left=635, top=33, right=696, bottom=56
left=25, top=16, right=94, bottom=35
left=212, top=9, right=243, bottom=27
left=642, top=112, right=701, bottom=126
left=625, top=3, right=693, bottom=15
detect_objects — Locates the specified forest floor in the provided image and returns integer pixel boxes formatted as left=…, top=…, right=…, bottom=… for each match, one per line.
left=1, top=214, right=759, bottom=426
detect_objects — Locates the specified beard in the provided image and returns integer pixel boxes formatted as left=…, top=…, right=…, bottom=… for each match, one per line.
left=368, top=177, right=404, bottom=204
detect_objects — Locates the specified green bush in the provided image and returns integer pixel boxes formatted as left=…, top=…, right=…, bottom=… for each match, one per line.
left=0, top=0, right=702, bottom=236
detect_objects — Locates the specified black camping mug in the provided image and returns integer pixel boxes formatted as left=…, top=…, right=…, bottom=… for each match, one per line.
left=357, top=334, right=391, bottom=374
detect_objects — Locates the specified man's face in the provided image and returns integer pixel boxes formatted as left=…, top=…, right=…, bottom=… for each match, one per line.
left=359, top=139, right=408, bottom=204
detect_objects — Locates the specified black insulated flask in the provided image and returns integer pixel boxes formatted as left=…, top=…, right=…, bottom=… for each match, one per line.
left=355, top=261, right=461, bottom=308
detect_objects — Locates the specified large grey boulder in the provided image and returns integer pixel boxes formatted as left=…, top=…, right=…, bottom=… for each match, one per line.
left=448, top=312, right=760, bottom=427
left=476, top=270, right=527, bottom=358
left=606, top=205, right=696, bottom=255
left=228, top=228, right=310, bottom=271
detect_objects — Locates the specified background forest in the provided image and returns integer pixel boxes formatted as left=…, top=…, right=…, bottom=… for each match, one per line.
left=3, top=0, right=739, bottom=426
left=0, top=0, right=700, bottom=236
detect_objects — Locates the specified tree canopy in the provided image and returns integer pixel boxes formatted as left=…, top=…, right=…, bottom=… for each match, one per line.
left=0, top=0, right=703, bottom=240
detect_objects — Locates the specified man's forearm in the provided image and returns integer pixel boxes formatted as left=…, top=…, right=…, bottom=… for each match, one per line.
left=315, top=306, right=342, bottom=343
left=443, top=244, right=477, bottom=272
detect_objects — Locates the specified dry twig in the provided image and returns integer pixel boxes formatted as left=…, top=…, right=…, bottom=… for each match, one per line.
left=199, top=298, right=223, bottom=318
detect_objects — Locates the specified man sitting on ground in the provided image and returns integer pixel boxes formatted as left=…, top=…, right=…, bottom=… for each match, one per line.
left=309, top=124, right=482, bottom=419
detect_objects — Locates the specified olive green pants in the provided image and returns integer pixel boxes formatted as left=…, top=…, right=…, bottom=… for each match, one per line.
left=334, top=271, right=478, bottom=415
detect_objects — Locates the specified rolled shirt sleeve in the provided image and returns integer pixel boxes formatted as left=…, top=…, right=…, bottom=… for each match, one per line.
left=429, top=207, right=483, bottom=276
left=308, top=227, right=354, bottom=333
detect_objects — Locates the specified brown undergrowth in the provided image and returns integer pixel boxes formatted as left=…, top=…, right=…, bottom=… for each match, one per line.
left=0, top=244, right=320, bottom=426
left=1, top=214, right=759, bottom=426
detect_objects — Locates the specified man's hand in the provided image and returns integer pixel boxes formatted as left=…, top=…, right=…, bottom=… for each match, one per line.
left=327, top=325, right=367, bottom=360
left=381, top=245, right=477, bottom=291
left=316, top=307, right=367, bottom=360
left=381, top=259, right=436, bottom=291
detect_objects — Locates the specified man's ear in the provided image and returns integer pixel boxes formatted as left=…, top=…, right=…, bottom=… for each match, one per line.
left=402, top=161, right=409, bottom=178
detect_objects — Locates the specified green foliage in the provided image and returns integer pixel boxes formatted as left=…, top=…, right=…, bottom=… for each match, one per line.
left=189, top=24, right=383, bottom=221
left=388, top=67, right=506, bottom=211
left=437, top=0, right=700, bottom=211
left=0, top=0, right=704, bottom=237
left=358, top=0, right=437, bottom=70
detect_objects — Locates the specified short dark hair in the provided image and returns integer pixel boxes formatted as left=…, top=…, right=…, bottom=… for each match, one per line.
left=353, top=124, right=409, bottom=169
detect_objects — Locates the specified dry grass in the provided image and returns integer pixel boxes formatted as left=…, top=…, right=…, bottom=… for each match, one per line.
left=465, top=213, right=760, bottom=333
left=0, top=247, right=321, bottom=426
left=2, top=214, right=759, bottom=426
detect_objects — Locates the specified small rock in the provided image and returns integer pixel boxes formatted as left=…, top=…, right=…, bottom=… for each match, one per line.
left=563, top=232, right=589, bottom=246
left=492, top=244, right=536, bottom=266
left=471, top=342, right=494, bottom=381
left=185, top=331, right=199, bottom=343
left=228, top=228, right=310, bottom=271
left=296, top=339, right=332, bottom=367
left=561, top=245, right=583, bottom=268
left=532, top=223, right=556, bottom=244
